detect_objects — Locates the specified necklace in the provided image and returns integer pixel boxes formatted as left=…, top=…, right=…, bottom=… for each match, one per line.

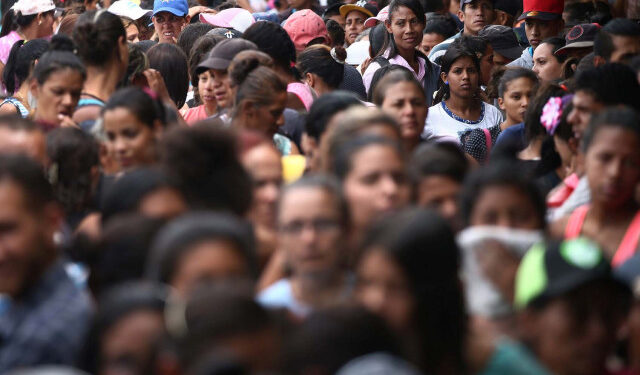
left=441, top=100, right=485, bottom=125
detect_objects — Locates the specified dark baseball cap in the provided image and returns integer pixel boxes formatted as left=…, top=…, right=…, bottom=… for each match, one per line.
left=196, top=38, right=257, bottom=74
left=479, top=25, right=524, bottom=60
left=555, top=23, right=601, bottom=56
left=514, top=238, right=613, bottom=309
left=207, top=27, right=243, bottom=39
left=460, top=0, right=495, bottom=10
left=493, top=0, right=521, bottom=16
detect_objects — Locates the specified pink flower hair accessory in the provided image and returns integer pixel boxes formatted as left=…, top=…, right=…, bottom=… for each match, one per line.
left=541, top=94, right=573, bottom=135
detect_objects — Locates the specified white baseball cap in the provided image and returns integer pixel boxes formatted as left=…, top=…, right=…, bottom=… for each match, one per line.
left=346, top=40, right=370, bottom=66
left=11, top=0, right=56, bottom=16
left=108, top=0, right=153, bottom=20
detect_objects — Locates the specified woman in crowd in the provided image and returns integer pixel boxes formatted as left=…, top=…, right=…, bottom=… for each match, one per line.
left=372, top=67, right=428, bottom=154
left=194, top=38, right=258, bottom=122
left=553, top=107, right=640, bottom=267
left=80, top=282, right=168, bottom=375
left=72, top=10, right=128, bottom=130
left=243, top=21, right=313, bottom=111
left=101, top=87, right=166, bottom=173
left=462, top=68, right=538, bottom=163
left=331, top=135, right=410, bottom=251
left=183, top=34, right=224, bottom=124
left=0, top=39, right=49, bottom=117
left=340, top=2, right=373, bottom=47
left=147, top=212, right=258, bottom=297
left=0, top=0, right=55, bottom=87
left=30, top=35, right=86, bottom=130
left=147, top=43, right=189, bottom=110
left=424, top=42, right=503, bottom=143
left=229, top=55, right=298, bottom=155
left=240, top=130, right=283, bottom=269
left=356, top=208, right=466, bottom=374
left=532, top=37, right=570, bottom=83
left=297, top=45, right=347, bottom=97
left=362, top=0, right=439, bottom=106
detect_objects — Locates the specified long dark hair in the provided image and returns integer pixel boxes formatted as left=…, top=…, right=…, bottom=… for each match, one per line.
left=359, top=208, right=467, bottom=375
left=2, top=39, right=49, bottom=94
left=378, top=0, right=426, bottom=60
left=433, top=42, right=480, bottom=104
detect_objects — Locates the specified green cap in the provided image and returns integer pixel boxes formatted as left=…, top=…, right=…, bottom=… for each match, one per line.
left=514, top=237, right=610, bottom=309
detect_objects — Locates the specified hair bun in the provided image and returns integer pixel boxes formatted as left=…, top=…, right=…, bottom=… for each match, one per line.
left=332, top=46, right=347, bottom=63
left=230, top=57, right=261, bottom=86
left=49, top=35, right=77, bottom=53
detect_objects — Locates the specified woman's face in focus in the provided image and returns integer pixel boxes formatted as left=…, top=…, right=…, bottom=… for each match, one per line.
left=533, top=43, right=563, bottom=82
left=32, top=68, right=84, bottom=126
left=386, top=6, right=424, bottom=52
left=498, top=77, right=536, bottom=125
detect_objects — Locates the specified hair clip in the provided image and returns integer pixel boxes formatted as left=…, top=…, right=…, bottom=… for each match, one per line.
left=143, top=87, right=159, bottom=100
left=330, top=48, right=345, bottom=64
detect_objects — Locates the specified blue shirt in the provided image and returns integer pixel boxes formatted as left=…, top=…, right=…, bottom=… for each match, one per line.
left=493, top=122, right=525, bottom=152
left=0, top=260, right=93, bottom=372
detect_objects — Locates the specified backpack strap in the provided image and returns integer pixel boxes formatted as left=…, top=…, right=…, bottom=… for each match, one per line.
left=372, top=56, right=390, bottom=67
left=483, top=128, right=492, bottom=154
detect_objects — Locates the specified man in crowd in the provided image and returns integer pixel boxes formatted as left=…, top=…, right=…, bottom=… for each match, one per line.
left=152, top=0, right=190, bottom=44
left=0, top=155, right=92, bottom=371
left=428, top=0, right=495, bottom=63
left=508, top=0, right=564, bottom=68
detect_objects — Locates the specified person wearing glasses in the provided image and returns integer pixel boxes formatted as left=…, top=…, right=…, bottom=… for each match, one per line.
left=258, top=175, right=352, bottom=318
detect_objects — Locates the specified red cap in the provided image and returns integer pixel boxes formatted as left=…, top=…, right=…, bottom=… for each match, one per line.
left=518, top=0, right=563, bottom=21
left=284, top=10, right=329, bottom=53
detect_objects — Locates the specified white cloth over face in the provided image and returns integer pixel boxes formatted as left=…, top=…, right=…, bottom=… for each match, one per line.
left=458, top=226, right=544, bottom=318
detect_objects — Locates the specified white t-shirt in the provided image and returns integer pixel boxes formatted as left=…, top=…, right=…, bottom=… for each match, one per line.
left=422, top=101, right=503, bottom=144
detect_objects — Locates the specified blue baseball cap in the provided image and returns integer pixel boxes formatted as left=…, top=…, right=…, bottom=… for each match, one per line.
left=153, top=0, right=188, bottom=17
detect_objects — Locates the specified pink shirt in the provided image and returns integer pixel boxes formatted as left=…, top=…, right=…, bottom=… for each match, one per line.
left=0, top=31, right=21, bottom=65
left=287, top=82, right=314, bottom=111
left=362, top=49, right=426, bottom=94
left=180, top=105, right=209, bottom=125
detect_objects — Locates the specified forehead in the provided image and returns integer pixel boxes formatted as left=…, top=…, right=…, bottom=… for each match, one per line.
left=346, top=10, right=367, bottom=20
left=279, top=186, right=339, bottom=217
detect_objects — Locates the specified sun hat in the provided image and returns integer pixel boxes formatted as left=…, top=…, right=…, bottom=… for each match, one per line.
left=340, top=0, right=377, bottom=19
left=514, top=237, right=612, bottom=309
left=554, top=23, right=601, bottom=56
left=108, top=0, right=152, bottom=20
left=363, top=5, right=388, bottom=29
left=11, top=0, right=55, bottom=16
left=518, top=0, right=563, bottom=21
left=152, top=0, right=188, bottom=17
left=196, top=38, right=257, bottom=74
left=200, top=8, right=256, bottom=33
left=283, top=9, right=329, bottom=53
left=478, top=25, right=524, bottom=61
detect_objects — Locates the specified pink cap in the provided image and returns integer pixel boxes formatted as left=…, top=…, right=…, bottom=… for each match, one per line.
left=283, top=10, right=329, bottom=53
left=364, top=5, right=388, bottom=29
left=200, top=8, right=256, bottom=33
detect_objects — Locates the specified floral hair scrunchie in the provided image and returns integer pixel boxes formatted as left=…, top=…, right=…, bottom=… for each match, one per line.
left=540, top=94, right=574, bottom=135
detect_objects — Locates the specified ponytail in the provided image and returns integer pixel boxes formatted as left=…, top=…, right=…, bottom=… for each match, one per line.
left=2, top=40, right=24, bottom=94
left=0, top=9, right=16, bottom=38
left=3, top=38, right=49, bottom=94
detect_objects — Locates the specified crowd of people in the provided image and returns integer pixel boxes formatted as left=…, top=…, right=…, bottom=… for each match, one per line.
left=0, top=0, right=639, bottom=373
